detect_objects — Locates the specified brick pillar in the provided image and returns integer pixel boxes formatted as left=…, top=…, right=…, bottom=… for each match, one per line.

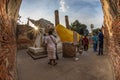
left=65, top=15, right=70, bottom=29
left=101, top=0, right=120, bottom=80
left=0, top=0, right=21, bottom=80
left=55, top=10, right=60, bottom=27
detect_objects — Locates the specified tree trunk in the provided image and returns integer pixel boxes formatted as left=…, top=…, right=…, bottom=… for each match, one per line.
left=0, top=0, right=21, bottom=80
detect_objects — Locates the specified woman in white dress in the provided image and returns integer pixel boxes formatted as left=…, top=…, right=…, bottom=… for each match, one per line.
left=45, top=31, right=57, bottom=65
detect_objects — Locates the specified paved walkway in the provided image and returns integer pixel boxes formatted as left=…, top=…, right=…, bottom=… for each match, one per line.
left=17, top=49, right=114, bottom=80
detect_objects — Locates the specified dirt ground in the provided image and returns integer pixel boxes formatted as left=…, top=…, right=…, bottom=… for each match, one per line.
left=17, top=48, right=114, bottom=80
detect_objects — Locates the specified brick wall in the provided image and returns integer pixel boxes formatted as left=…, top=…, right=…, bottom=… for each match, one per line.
left=101, top=0, right=120, bottom=80
left=0, top=0, right=21, bottom=80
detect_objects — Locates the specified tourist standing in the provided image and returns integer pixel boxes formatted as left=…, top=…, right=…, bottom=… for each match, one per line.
left=44, top=31, right=57, bottom=65
left=98, top=29, right=104, bottom=55
left=83, top=36, right=89, bottom=51
left=92, top=33, right=98, bottom=52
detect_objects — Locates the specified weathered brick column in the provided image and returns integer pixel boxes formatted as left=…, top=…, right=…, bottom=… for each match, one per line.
left=65, top=15, right=70, bottom=29
left=0, top=0, right=21, bottom=80
left=55, top=10, right=60, bottom=26
left=101, top=0, right=120, bottom=80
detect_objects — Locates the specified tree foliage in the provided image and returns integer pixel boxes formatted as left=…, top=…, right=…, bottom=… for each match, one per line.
left=70, top=20, right=89, bottom=35
left=92, top=28, right=100, bottom=35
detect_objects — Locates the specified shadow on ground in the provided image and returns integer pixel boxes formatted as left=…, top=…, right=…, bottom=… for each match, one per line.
left=17, top=48, right=114, bottom=80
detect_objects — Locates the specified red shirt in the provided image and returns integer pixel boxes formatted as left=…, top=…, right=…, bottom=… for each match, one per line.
left=83, top=37, right=89, bottom=44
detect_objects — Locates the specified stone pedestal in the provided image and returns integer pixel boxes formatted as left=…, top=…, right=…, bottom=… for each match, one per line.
left=27, top=47, right=47, bottom=60
left=62, top=42, right=76, bottom=58
left=28, top=47, right=45, bottom=55
left=28, top=43, right=62, bottom=60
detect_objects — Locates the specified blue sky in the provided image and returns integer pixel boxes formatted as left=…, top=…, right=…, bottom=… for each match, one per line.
left=19, top=0, right=103, bottom=31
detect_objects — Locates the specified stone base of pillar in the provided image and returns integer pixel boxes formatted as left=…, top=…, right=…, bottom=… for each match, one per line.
left=62, top=42, right=76, bottom=58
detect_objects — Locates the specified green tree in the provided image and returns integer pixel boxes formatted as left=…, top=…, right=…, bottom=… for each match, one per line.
left=70, top=20, right=89, bottom=35
left=93, top=28, right=100, bottom=35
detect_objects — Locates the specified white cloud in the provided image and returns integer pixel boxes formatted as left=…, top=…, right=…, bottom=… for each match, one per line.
left=19, top=0, right=103, bottom=31
left=77, top=0, right=99, bottom=2
left=59, top=0, right=69, bottom=12
left=68, top=6, right=103, bottom=32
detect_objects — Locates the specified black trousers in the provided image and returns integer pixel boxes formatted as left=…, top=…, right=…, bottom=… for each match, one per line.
left=55, top=45, right=59, bottom=60
left=98, top=41, right=103, bottom=55
left=84, top=44, right=88, bottom=51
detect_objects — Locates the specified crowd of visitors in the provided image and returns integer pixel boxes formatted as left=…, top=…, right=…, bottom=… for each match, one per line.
left=43, top=29, right=104, bottom=66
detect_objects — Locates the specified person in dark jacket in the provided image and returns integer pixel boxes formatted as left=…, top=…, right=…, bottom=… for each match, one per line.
left=98, top=29, right=104, bottom=55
